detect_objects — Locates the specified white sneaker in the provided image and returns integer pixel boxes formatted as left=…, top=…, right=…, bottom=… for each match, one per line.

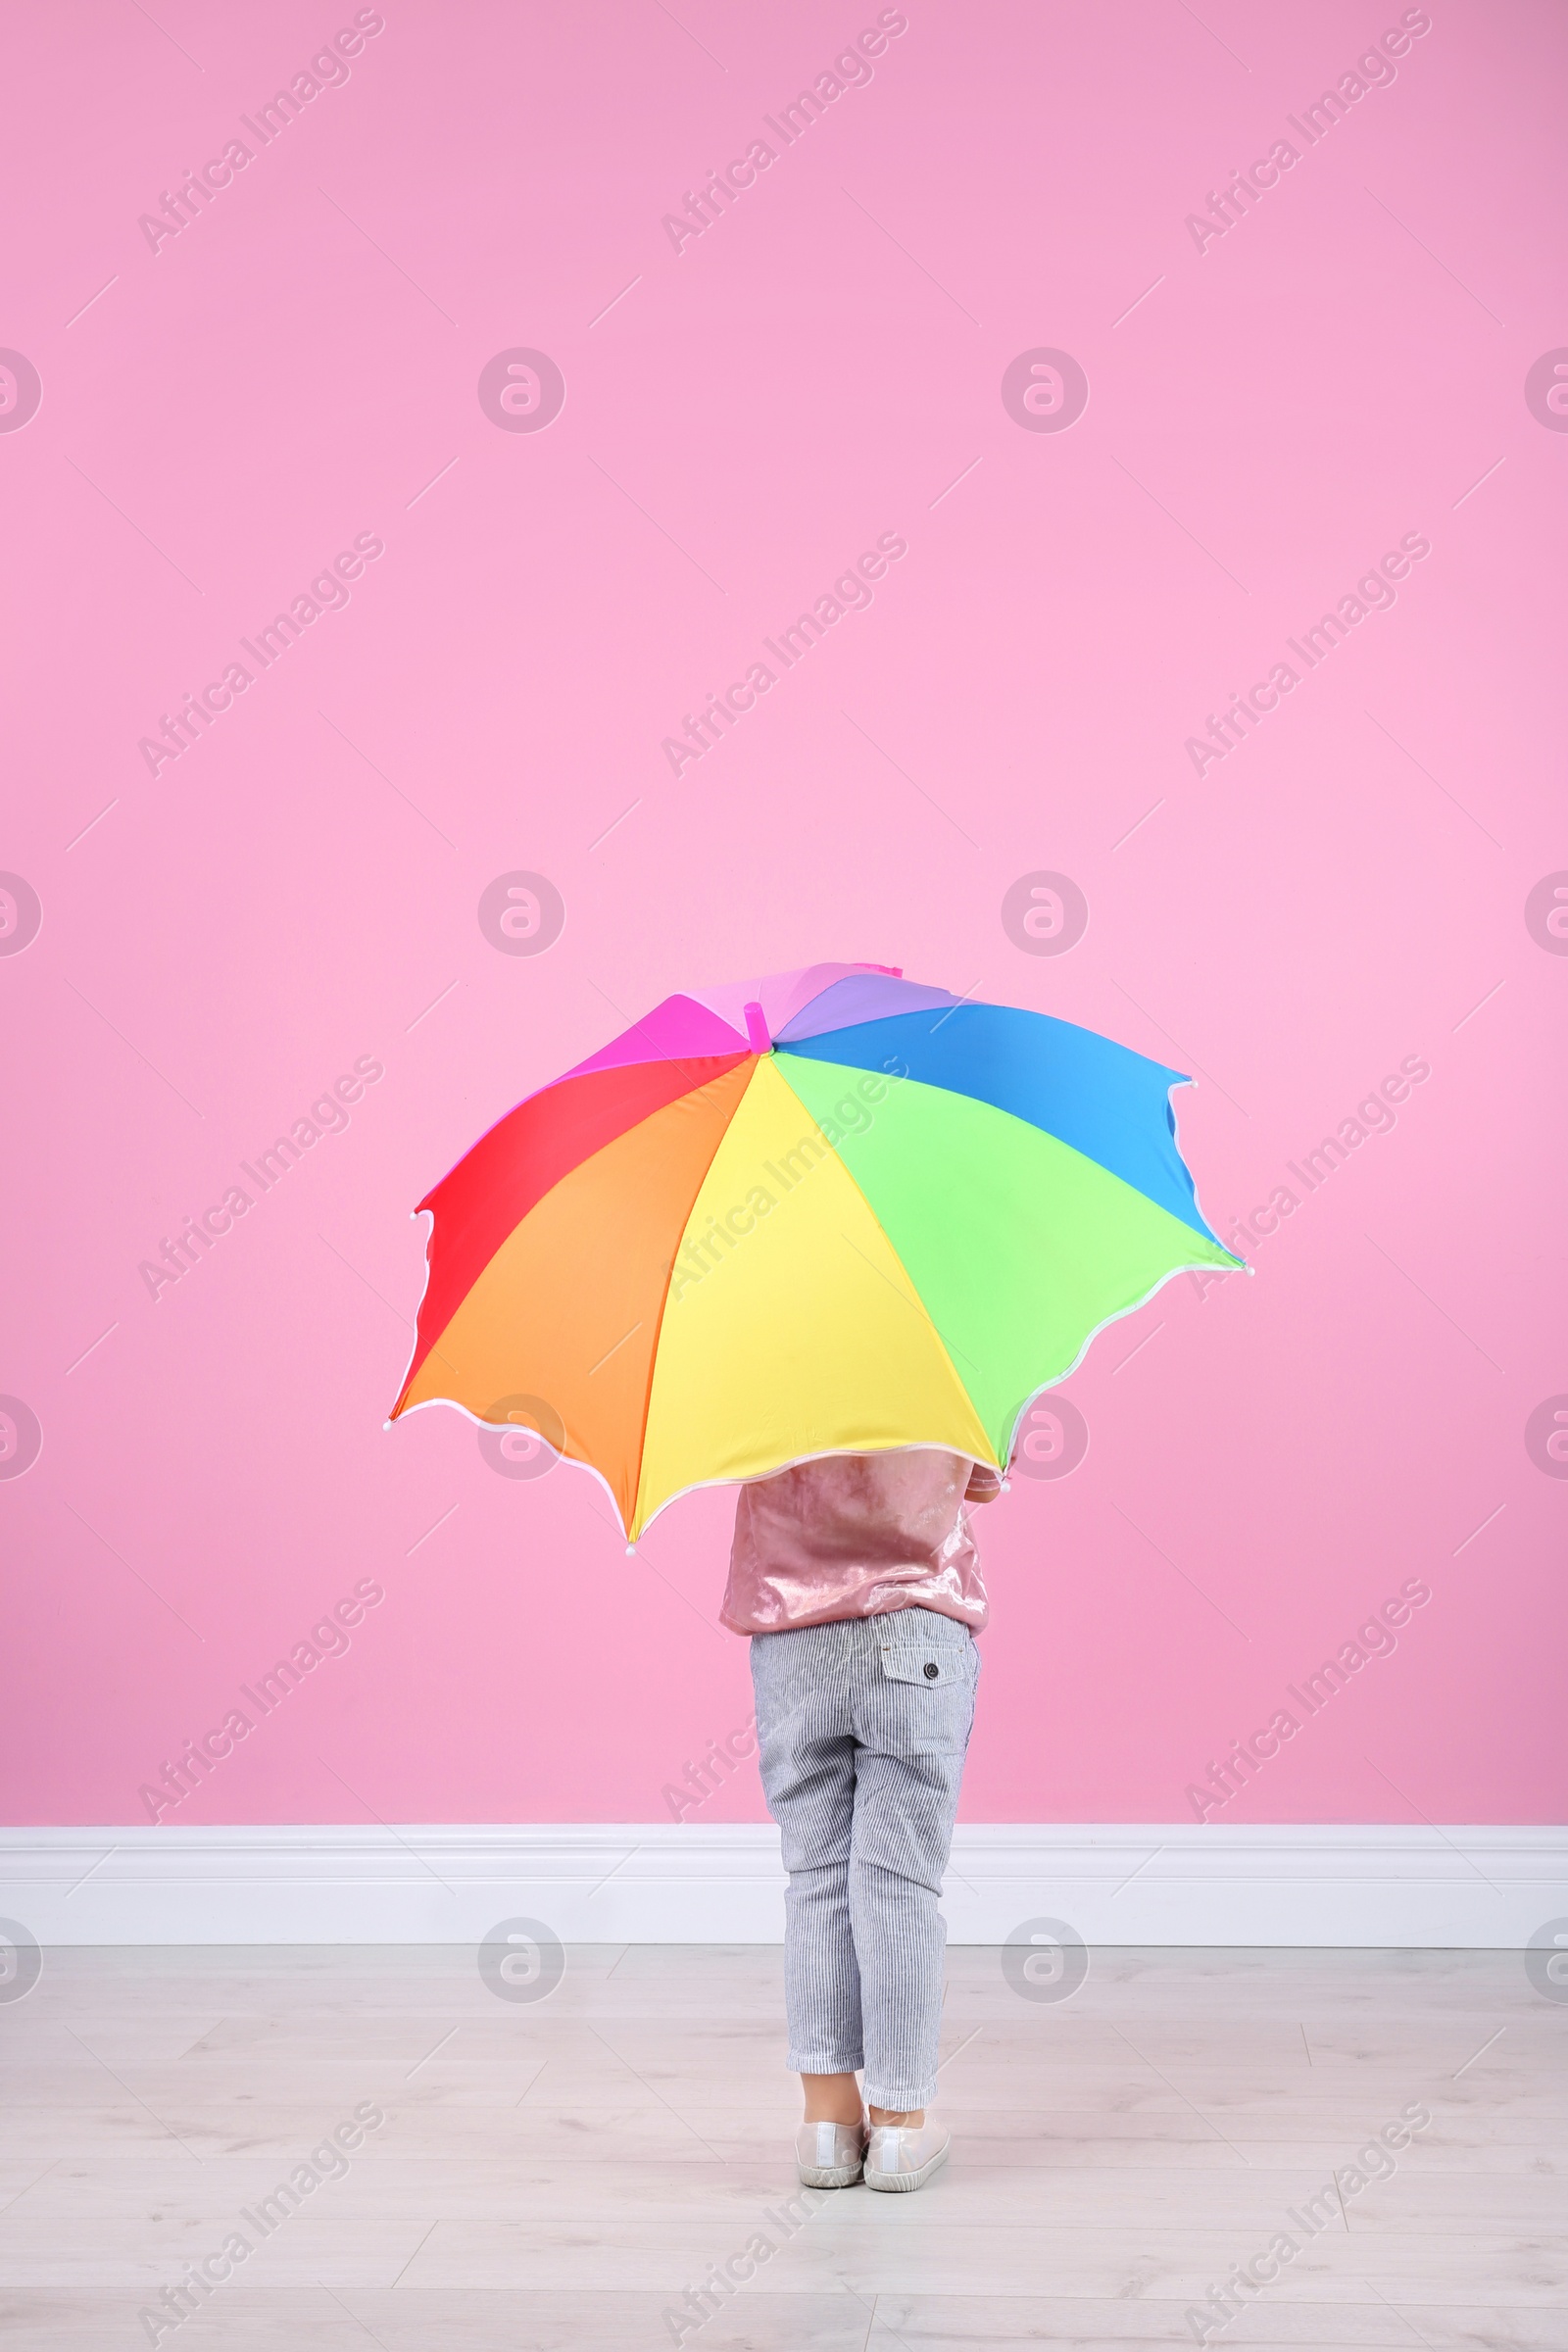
left=864, top=2117, right=951, bottom=2192
left=795, top=2118, right=867, bottom=2187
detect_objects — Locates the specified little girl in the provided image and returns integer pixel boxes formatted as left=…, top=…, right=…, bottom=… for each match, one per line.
left=722, top=1446, right=1002, bottom=2193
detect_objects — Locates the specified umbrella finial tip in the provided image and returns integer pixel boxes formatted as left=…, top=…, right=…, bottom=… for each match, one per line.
left=625, top=1542, right=636, bottom=1556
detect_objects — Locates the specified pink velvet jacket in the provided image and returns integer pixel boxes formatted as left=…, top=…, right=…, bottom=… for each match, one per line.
left=721, top=1448, right=1003, bottom=1636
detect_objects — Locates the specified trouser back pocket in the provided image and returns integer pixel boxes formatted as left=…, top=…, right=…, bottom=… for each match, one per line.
left=873, top=1630, right=977, bottom=1756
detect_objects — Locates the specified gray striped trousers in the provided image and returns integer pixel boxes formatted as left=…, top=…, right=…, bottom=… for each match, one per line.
left=749, top=1606, right=980, bottom=2110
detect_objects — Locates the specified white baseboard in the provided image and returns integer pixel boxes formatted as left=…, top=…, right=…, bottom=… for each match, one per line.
left=3, top=1824, right=1564, bottom=1947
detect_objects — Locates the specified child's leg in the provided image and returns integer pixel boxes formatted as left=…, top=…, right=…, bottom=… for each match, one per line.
left=848, top=1749, right=965, bottom=2115
left=799, top=2070, right=861, bottom=2124
left=750, top=1623, right=863, bottom=2104
left=849, top=1611, right=980, bottom=2116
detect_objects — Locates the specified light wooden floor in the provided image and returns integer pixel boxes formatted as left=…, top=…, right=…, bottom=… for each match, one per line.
left=1, top=1943, right=1563, bottom=2348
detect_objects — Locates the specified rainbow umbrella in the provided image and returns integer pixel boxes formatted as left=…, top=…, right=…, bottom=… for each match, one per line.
left=390, top=961, right=1243, bottom=1536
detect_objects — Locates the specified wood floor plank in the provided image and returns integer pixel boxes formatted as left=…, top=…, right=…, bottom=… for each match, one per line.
left=0, top=2286, right=871, bottom=2352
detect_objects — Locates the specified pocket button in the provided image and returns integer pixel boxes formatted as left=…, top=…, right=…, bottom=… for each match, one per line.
left=923, top=1660, right=939, bottom=1679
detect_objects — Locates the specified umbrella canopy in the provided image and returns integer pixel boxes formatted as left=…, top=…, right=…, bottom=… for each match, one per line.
left=390, top=961, right=1244, bottom=1537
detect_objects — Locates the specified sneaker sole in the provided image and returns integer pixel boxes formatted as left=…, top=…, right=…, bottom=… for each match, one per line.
left=796, top=2159, right=864, bottom=2187
left=864, top=2141, right=949, bottom=2193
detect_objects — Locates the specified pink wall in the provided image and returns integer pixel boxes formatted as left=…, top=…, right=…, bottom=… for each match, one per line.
left=3, top=0, right=1563, bottom=1831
